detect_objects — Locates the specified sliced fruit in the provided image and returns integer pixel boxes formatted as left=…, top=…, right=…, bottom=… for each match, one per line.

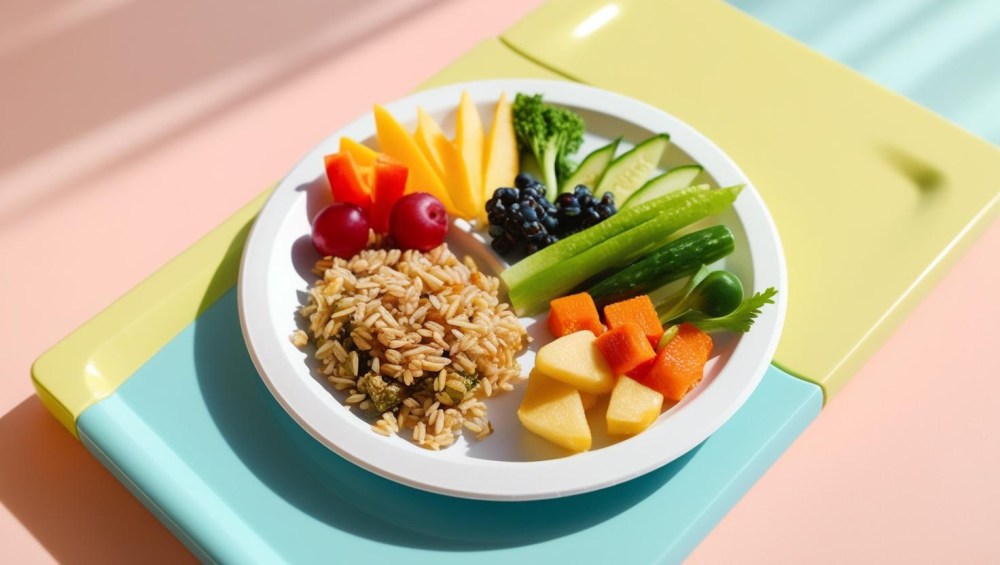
left=606, top=376, right=663, bottom=436
left=548, top=292, right=603, bottom=338
left=372, top=104, right=457, bottom=215
left=414, top=108, right=448, bottom=178
left=339, top=137, right=377, bottom=187
left=639, top=323, right=713, bottom=401
left=482, top=92, right=518, bottom=216
left=622, top=164, right=703, bottom=209
left=535, top=330, right=615, bottom=394
left=324, top=152, right=371, bottom=215
left=603, top=295, right=664, bottom=348
left=561, top=137, right=620, bottom=194
left=594, top=322, right=656, bottom=377
left=455, top=91, right=485, bottom=216
left=414, top=107, right=477, bottom=220
left=370, top=154, right=408, bottom=234
left=579, top=391, right=599, bottom=412
left=596, top=134, right=670, bottom=204
left=518, top=370, right=591, bottom=452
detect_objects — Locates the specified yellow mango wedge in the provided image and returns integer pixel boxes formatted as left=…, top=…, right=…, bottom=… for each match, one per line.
left=339, top=137, right=377, bottom=168
left=535, top=330, right=615, bottom=394
left=518, top=370, right=592, bottom=453
left=414, top=108, right=447, bottom=178
left=338, top=136, right=377, bottom=186
left=606, top=376, right=664, bottom=436
left=414, top=108, right=477, bottom=220
left=455, top=91, right=484, bottom=217
left=482, top=92, right=518, bottom=215
left=372, top=105, right=457, bottom=215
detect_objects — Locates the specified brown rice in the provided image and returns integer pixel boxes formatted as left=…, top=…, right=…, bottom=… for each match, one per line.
left=292, top=238, right=527, bottom=450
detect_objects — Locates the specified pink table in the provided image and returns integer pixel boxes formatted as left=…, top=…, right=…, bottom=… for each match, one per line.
left=2, top=1, right=998, bottom=562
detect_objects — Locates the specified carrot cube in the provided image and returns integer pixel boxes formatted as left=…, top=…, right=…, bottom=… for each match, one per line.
left=638, top=323, right=713, bottom=401
left=603, top=295, right=664, bottom=348
left=594, top=322, right=656, bottom=376
left=548, top=292, right=603, bottom=337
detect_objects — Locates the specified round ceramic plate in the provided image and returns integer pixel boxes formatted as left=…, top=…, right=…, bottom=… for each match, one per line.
left=238, top=79, right=787, bottom=501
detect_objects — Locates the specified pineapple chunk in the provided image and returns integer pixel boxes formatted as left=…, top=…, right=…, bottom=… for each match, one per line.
left=535, top=330, right=615, bottom=394
left=518, top=370, right=591, bottom=452
left=606, top=376, right=664, bottom=436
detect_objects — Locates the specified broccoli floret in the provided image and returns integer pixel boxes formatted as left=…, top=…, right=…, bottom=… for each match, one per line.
left=512, top=93, right=585, bottom=199
left=357, top=372, right=403, bottom=414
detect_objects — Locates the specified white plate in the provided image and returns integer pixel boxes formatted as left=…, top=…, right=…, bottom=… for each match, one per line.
left=238, top=79, right=787, bottom=501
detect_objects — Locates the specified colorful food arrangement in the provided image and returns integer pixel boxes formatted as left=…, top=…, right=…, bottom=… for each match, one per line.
left=293, top=89, right=777, bottom=453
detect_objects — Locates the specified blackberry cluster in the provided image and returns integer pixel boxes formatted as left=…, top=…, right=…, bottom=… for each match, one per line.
left=485, top=173, right=618, bottom=256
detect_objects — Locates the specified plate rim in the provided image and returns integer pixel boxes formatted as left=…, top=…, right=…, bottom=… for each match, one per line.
left=238, top=78, right=788, bottom=501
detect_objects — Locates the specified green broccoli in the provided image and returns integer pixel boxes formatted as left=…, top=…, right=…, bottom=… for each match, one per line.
left=512, top=93, right=585, bottom=199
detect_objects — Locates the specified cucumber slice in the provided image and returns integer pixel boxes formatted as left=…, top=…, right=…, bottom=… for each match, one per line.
left=559, top=137, right=621, bottom=194
left=596, top=134, right=670, bottom=204
left=622, top=165, right=703, bottom=209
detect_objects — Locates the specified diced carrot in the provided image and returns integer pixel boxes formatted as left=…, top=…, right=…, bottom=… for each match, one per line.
left=603, top=295, right=664, bottom=348
left=594, top=322, right=656, bottom=376
left=638, top=323, right=713, bottom=401
left=548, top=292, right=603, bottom=337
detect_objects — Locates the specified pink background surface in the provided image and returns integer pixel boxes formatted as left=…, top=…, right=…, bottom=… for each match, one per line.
left=1, top=1, right=998, bottom=562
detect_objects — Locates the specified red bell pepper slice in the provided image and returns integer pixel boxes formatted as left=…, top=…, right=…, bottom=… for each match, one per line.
left=324, top=151, right=371, bottom=215
left=371, top=154, right=409, bottom=234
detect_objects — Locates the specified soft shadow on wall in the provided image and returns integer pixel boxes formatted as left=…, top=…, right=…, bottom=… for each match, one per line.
left=0, top=0, right=446, bottom=227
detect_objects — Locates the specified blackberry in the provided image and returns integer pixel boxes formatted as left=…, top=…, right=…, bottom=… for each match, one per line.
left=483, top=180, right=618, bottom=256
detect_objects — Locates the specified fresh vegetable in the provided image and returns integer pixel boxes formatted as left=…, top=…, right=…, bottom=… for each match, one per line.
left=501, top=184, right=707, bottom=299
left=664, top=287, right=779, bottom=333
left=656, top=266, right=744, bottom=323
left=512, top=93, right=585, bottom=199
left=455, top=91, right=485, bottom=217
left=656, top=324, right=679, bottom=350
left=588, top=225, right=736, bottom=307
left=517, top=370, right=591, bottom=452
left=535, top=330, right=615, bottom=394
left=548, top=292, right=603, bottom=338
left=370, top=155, right=408, bottom=234
left=485, top=177, right=617, bottom=256
left=638, top=323, right=712, bottom=401
left=596, top=134, right=670, bottom=204
left=594, top=322, right=656, bottom=377
left=373, top=105, right=459, bottom=215
left=311, top=202, right=370, bottom=259
left=560, top=137, right=621, bottom=194
left=504, top=185, right=743, bottom=316
left=606, top=376, right=664, bottom=436
left=622, top=164, right=703, bottom=209
left=389, top=192, right=448, bottom=252
left=603, top=295, right=664, bottom=348
left=482, top=92, right=518, bottom=217
left=324, top=152, right=371, bottom=215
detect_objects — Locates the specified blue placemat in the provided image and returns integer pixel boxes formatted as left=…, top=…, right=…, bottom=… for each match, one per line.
left=78, top=289, right=820, bottom=563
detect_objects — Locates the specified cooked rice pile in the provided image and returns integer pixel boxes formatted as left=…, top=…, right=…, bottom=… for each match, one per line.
left=293, top=242, right=527, bottom=450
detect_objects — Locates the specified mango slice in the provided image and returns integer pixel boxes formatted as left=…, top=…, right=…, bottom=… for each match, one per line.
left=518, top=370, right=592, bottom=453
left=535, top=330, right=615, bottom=394
left=455, top=91, right=484, bottom=216
left=372, top=105, right=457, bottom=215
left=414, top=107, right=477, bottom=220
left=606, top=376, right=664, bottom=436
left=482, top=92, right=518, bottom=215
left=339, top=137, right=377, bottom=168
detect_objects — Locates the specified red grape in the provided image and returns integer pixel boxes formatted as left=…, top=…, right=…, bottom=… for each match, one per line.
left=390, top=192, right=448, bottom=252
left=311, top=202, right=369, bottom=258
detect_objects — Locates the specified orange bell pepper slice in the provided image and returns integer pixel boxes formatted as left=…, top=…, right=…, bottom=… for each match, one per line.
left=324, top=152, right=372, bottom=215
